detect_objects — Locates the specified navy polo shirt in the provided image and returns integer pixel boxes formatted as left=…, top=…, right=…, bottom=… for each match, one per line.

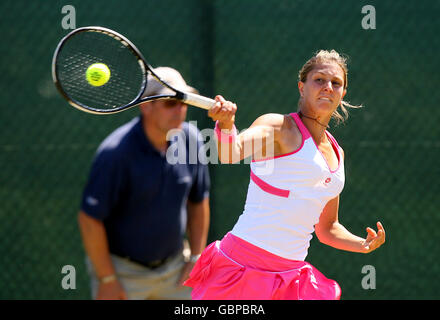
left=80, top=116, right=210, bottom=264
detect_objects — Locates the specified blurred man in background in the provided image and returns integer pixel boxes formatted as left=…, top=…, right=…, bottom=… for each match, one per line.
left=78, top=67, right=210, bottom=300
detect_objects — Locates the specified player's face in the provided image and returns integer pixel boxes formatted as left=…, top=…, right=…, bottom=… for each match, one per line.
left=298, top=63, right=346, bottom=117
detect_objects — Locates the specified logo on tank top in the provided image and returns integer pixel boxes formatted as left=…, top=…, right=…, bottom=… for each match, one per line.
left=324, top=177, right=331, bottom=185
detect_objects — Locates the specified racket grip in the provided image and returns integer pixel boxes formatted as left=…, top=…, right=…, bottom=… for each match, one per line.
left=182, top=92, right=216, bottom=110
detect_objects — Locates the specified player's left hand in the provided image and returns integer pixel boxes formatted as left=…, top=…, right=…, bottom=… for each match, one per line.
left=362, top=221, right=386, bottom=253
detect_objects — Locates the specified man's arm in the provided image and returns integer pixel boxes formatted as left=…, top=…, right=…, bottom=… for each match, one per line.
left=177, top=197, right=210, bottom=285
left=186, top=197, right=210, bottom=256
left=77, top=211, right=127, bottom=299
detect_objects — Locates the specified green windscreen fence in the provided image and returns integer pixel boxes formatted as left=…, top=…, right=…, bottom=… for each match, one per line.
left=1, top=0, right=439, bottom=299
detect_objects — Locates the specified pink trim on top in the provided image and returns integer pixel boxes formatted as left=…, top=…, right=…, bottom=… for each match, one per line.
left=322, top=131, right=341, bottom=173
left=251, top=113, right=310, bottom=163
left=325, top=131, right=342, bottom=163
left=294, top=114, right=342, bottom=173
left=250, top=170, right=290, bottom=198
left=290, top=113, right=312, bottom=140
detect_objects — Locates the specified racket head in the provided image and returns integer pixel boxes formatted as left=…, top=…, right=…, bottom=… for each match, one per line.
left=52, top=26, right=153, bottom=114
left=52, top=26, right=214, bottom=114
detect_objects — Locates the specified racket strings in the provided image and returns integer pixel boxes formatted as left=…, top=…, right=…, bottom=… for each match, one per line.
left=55, top=31, right=144, bottom=110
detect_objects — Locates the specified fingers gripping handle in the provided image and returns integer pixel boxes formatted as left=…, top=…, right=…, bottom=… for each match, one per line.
left=182, top=92, right=216, bottom=110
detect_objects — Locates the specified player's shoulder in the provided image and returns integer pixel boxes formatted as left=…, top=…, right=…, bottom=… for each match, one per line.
left=253, top=113, right=285, bottom=125
left=249, top=113, right=285, bottom=132
left=252, top=112, right=301, bottom=133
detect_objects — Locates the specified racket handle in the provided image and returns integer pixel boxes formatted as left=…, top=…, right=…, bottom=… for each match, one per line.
left=182, top=92, right=216, bottom=110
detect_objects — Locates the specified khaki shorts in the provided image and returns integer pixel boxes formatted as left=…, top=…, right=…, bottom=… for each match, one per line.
left=86, top=250, right=192, bottom=300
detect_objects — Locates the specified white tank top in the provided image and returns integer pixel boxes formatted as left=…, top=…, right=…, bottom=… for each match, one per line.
left=231, top=113, right=345, bottom=261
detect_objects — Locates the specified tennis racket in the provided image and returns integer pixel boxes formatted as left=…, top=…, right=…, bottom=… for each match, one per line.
left=51, top=26, right=216, bottom=115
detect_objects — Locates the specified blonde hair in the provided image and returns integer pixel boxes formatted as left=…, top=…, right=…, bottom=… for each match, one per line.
left=298, top=50, right=362, bottom=125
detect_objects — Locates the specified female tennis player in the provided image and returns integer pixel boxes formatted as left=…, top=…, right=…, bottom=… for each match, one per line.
left=184, top=50, right=386, bottom=300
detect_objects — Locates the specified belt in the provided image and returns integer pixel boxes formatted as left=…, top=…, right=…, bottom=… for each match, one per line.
left=114, top=252, right=178, bottom=270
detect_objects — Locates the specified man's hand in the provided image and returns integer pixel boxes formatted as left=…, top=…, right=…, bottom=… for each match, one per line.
left=176, top=261, right=196, bottom=286
left=96, top=280, right=128, bottom=300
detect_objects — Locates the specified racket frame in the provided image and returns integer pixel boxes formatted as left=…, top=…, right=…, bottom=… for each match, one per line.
left=52, top=26, right=214, bottom=115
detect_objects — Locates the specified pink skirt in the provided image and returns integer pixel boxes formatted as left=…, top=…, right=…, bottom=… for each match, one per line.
left=184, top=233, right=341, bottom=300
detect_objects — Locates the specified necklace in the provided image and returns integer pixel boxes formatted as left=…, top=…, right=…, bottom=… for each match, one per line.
left=298, top=111, right=329, bottom=129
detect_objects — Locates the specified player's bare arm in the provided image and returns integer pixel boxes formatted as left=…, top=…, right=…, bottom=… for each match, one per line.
left=209, top=96, right=291, bottom=163
left=314, top=196, right=386, bottom=253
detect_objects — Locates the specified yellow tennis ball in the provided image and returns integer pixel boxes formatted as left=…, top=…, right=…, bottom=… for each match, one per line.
left=86, top=63, right=111, bottom=87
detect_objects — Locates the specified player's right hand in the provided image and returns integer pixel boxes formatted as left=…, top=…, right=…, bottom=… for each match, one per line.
left=208, top=95, right=237, bottom=130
